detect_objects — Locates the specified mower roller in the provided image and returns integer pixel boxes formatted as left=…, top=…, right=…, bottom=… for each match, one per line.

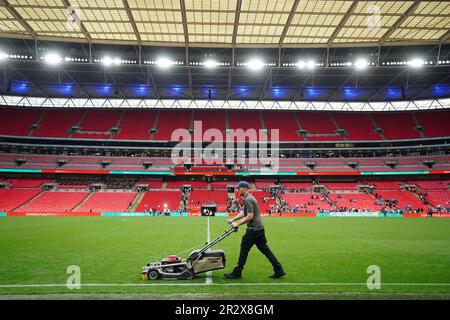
left=141, top=226, right=237, bottom=280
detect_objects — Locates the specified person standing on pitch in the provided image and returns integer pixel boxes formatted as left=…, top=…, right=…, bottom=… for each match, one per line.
left=224, top=181, right=285, bottom=279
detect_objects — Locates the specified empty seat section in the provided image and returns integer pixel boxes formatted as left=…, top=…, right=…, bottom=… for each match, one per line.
left=16, top=192, right=89, bottom=212
left=192, top=110, right=226, bottom=141
left=322, top=182, right=358, bottom=190
left=166, top=180, right=208, bottom=189
left=228, top=111, right=262, bottom=140
left=188, top=190, right=228, bottom=211
left=298, top=112, right=341, bottom=141
left=333, top=113, right=380, bottom=140
left=281, top=193, right=333, bottom=212
left=114, top=110, right=156, bottom=140
left=72, top=110, right=121, bottom=138
left=249, top=191, right=276, bottom=213
left=136, top=179, right=163, bottom=189
left=407, top=180, right=448, bottom=190
left=8, top=178, right=51, bottom=188
left=153, top=110, right=191, bottom=140
left=377, top=190, right=427, bottom=210
left=0, top=107, right=42, bottom=136
left=75, top=192, right=136, bottom=212
left=32, top=109, right=84, bottom=137
left=364, top=180, right=403, bottom=190
left=0, top=189, right=41, bottom=211
left=329, top=193, right=379, bottom=211
left=262, top=111, right=301, bottom=141
left=371, top=113, right=419, bottom=140
left=136, top=190, right=181, bottom=211
left=416, top=110, right=450, bottom=138
left=211, top=181, right=234, bottom=189
left=254, top=180, right=276, bottom=189
left=426, top=190, right=450, bottom=207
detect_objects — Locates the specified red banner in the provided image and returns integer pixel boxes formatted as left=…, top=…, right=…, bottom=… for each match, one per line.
left=8, top=212, right=101, bottom=216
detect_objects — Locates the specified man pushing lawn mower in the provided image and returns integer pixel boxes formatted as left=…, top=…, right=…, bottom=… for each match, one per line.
left=224, top=181, right=286, bottom=279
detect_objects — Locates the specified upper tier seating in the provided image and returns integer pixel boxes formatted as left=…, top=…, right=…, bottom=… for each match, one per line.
left=32, top=109, right=84, bottom=138
left=0, top=189, right=41, bottom=211
left=153, top=110, right=191, bottom=140
left=0, top=107, right=42, bottom=136
left=332, top=113, right=380, bottom=140
left=114, top=110, right=156, bottom=140
left=262, top=111, right=302, bottom=141
left=72, top=110, right=122, bottom=138
left=2, top=107, right=450, bottom=142
left=228, top=111, right=263, bottom=140
left=75, top=192, right=136, bottom=212
left=16, top=191, right=89, bottom=212
left=415, top=110, right=450, bottom=138
left=136, top=190, right=181, bottom=211
left=192, top=110, right=226, bottom=141
left=371, top=112, right=420, bottom=140
left=297, top=112, right=342, bottom=141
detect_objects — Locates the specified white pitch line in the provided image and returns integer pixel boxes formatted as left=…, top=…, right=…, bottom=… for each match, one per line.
left=1, top=282, right=450, bottom=288
left=205, top=216, right=213, bottom=285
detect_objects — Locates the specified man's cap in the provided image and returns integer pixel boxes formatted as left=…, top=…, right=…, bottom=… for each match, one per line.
left=236, top=181, right=250, bottom=189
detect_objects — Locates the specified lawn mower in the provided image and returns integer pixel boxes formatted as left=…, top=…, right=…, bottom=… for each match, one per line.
left=141, top=227, right=238, bottom=280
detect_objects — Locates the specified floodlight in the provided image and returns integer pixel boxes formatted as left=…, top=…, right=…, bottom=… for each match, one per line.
left=246, top=58, right=264, bottom=71
left=354, top=58, right=368, bottom=70
left=204, top=59, right=218, bottom=69
left=156, top=57, right=175, bottom=68
left=407, top=58, right=424, bottom=68
left=43, top=52, right=62, bottom=65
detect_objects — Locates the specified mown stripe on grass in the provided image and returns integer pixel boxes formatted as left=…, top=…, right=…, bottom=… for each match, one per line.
left=1, top=282, right=450, bottom=288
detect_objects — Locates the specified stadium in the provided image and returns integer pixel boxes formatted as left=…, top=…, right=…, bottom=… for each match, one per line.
left=0, top=0, right=449, bottom=301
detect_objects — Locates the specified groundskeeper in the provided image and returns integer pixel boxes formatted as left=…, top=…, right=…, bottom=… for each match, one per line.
left=224, top=181, right=285, bottom=279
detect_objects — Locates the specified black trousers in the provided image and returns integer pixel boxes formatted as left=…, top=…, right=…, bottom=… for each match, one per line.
left=234, top=228, right=282, bottom=274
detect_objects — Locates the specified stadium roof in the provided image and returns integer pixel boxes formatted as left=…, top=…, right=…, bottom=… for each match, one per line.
left=0, top=0, right=449, bottom=48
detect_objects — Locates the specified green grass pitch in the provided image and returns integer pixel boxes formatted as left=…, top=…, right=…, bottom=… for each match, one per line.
left=0, top=216, right=449, bottom=299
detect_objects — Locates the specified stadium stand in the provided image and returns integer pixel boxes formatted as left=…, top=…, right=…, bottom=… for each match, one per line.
left=166, top=180, right=208, bottom=189
left=0, top=189, right=41, bottom=211
left=332, top=113, right=381, bottom=140
left=281, top=193, right=333, bottom=212
left=114, top=110, right=156, bottom=140
left=153, top=110, right=191, bottom=140
left=0, top=107, right=42, bottom=136
left=328, top=193, right=379, bottom=211
left=416, top=110, right=450, bottom=138
left=32, top=109, right=84, bottom=138
left=371, top=112, right=420, bottom=140
left=228, top=111, right=263, bottom=139
left=297, top=112, right=342, bottom=140
left=16, top=191, right=89, bottom=212
left=192, top=110, right=226, bottom=141
left=136, top=179, right=163, bottom=189
left=376, top=190, right=427, bottom=210
left=250, top=191, right=277, bottom=213
left=188, top=190, right=228, bottom=211
left=75, top=192, right=136, bottom=212
left=322, top=182, right=359, bottom=190
left=136, top=190, right=182, bottom=212
left=262, top=111, right=302, bottom=141
left=7, top=178, right=50, bottom=188
left=426, top=190, right=450, bottom=207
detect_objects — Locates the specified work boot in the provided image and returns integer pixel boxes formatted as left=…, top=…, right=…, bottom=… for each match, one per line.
left=269, top=269, right=286, bottom=279
left=224, top=267, right=242, bottom=279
